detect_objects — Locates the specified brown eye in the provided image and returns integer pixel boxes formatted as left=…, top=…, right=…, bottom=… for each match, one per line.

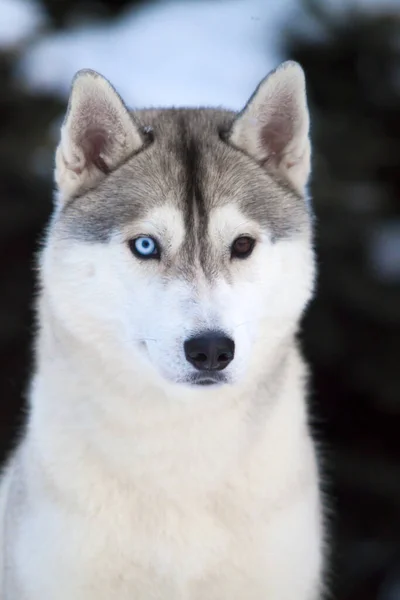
left=231, top=236, right=256, bottom=259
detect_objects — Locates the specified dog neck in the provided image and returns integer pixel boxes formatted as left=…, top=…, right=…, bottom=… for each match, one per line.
left=27, top=294, right=303, bottom=499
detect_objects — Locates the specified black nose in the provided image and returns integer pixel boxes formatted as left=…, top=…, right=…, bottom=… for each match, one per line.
left=184, top=333, right=235, bottom=371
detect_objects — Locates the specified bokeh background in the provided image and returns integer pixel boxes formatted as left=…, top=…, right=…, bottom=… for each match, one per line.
left=0, top=0, right=399, bottom=597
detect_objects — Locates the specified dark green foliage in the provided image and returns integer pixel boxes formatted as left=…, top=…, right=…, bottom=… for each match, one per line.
left=285, top=2, right=400, bottom=598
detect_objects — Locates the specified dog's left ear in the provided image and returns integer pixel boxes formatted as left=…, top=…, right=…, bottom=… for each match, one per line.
left=229, top=61, right=310, bottom=194
left=55, top=69, right=144, bottom=201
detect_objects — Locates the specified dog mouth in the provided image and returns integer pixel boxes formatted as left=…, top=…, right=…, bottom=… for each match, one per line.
left=187, top=373, right=228, bottom=386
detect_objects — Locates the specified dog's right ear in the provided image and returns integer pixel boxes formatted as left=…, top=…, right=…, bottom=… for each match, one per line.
left=228, top=61, right=310, bottom=195
left=55, top=69, right=144, bottom=201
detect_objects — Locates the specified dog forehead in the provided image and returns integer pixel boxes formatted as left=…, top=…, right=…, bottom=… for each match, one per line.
left=56, top=107, right=308, bottom=244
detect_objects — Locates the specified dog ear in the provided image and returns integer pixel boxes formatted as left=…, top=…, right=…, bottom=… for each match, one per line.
left=55, top=69, right=144, bottom=200
left=229, top=61, right=311, bottom=194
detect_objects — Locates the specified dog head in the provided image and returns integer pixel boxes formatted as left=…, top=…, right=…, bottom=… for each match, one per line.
left=42, top=63, right=314, bottom=390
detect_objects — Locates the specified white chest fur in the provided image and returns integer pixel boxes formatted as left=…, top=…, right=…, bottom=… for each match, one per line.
left=3, top=345, right=323, bottom=600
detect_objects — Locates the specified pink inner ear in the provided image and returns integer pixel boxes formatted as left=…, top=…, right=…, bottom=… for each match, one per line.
left=260, top=113, right=293, bottom=164
left=79, top=128, right=111, bottom=174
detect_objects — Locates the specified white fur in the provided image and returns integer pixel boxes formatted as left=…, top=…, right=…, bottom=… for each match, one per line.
left=229, top=61, right=311, bottom=194
left=0, top=214, right=321, bottom=598
left=56, top=69, right=143, bottom=199
left=0, top=64, right=323, bottom=599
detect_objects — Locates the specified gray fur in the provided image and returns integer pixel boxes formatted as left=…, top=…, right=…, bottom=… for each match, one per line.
left=57, top=108, right=310, bottom=278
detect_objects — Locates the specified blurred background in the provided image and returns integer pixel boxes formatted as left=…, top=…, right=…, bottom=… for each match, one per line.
left=0, top=0, right=399, bottom=597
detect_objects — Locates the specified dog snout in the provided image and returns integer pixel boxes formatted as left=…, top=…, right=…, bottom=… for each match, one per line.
left=184, top=332, right=235, bottom=372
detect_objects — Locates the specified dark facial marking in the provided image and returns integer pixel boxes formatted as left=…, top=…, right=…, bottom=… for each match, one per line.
left=56, top=108, right=311, bottom=248
left=174, top=115, right=212, bottom=276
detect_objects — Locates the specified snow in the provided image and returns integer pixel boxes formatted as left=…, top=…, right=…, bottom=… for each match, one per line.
left=10, top=0, right=400, bottom=109
left=17, top=0, right=299, bottom=110
left=0, top=0, right=46, bottom=50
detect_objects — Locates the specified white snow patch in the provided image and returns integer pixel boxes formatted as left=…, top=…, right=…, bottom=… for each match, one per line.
left=17, top=0, right=299, bottom=109
left=15, top=0, right=399, bottom=109
left=0, top=0, right=46, bottom=50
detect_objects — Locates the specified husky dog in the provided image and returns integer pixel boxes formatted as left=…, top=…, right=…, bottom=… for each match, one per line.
left=0, top=61, right=324, bottom=599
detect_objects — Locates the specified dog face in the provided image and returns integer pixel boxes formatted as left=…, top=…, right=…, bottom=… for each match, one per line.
left=42, top=64, right=314, bottom=389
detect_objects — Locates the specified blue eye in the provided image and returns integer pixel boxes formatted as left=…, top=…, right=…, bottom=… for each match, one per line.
left=129, top=236, right=160, bottom=259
